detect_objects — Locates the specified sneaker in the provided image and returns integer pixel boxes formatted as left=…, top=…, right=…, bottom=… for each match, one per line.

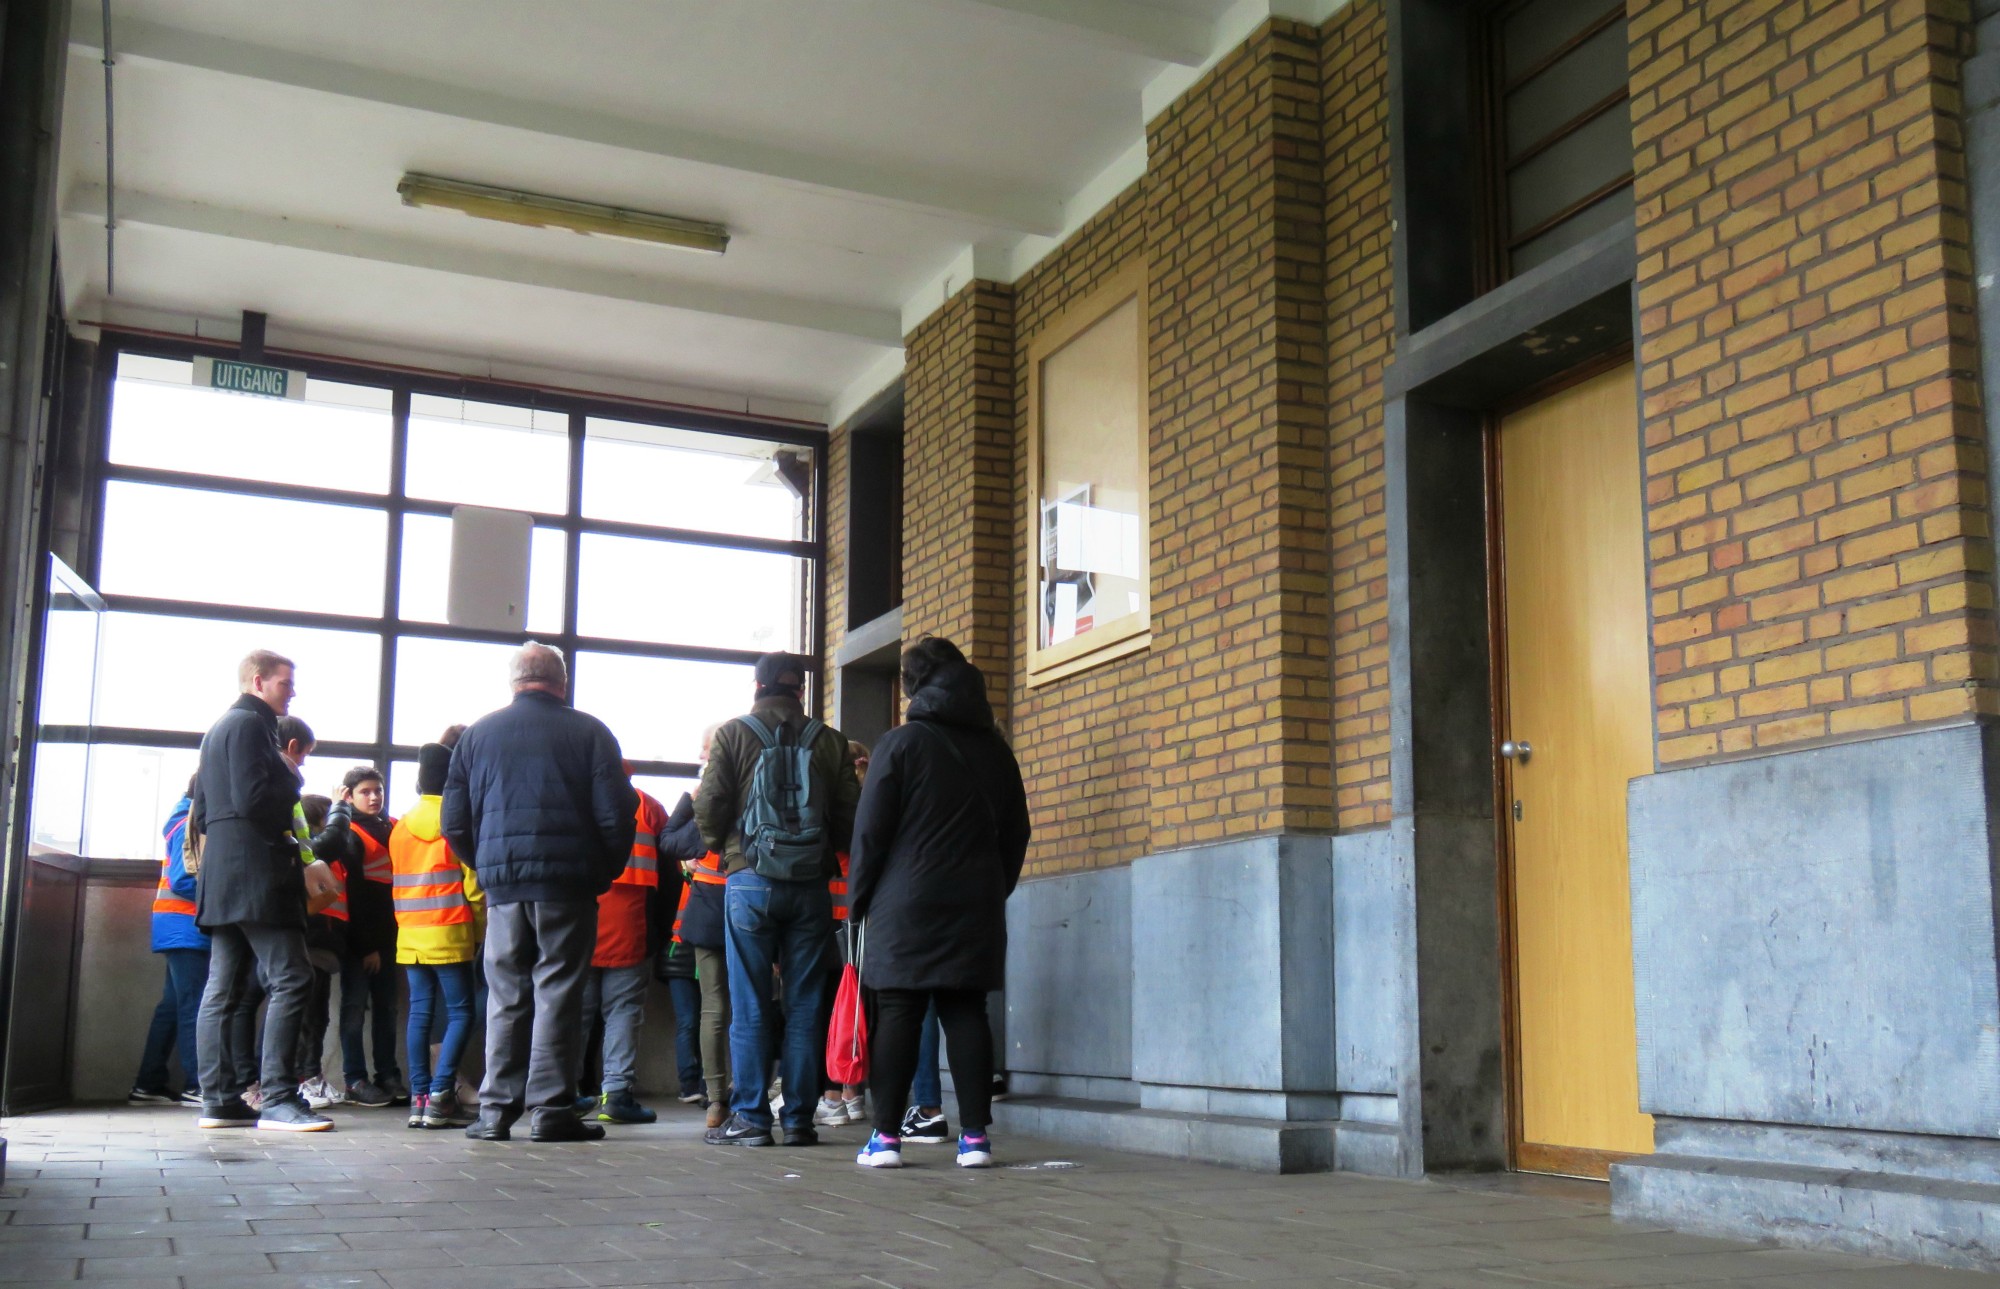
left=407, top=1094, right=429, bottom=1129
left=782, top=1125, right=819, bottom=1146
left=856, top=1131, right=903, bottom=1168
left=299, top=1077, right=338, bottom=1110
left=991, top=1075, right=1011, bottom=1102
left=677, top=1089, right=705, bottom=1105
left=128, top=1086, right=175, bottom=1105
left=424, top=1089, right=476, bottom=1129
left=813, top=1095, right=850, bottom=1126
left=257, top=1098, right=334, bottom=1132
left=901, top=1106, right=951, bottom=1144
left=378, top=1072, right=410, bottom=1105
left=597, top=1090, right=657, bottom=1124
left=843, top=1093, right=867, bottom=1123
left=957, top=1132, right=994, bottom=1168
left=197, top=1099, right=259, bottom=1129
left=345, top=1078, right=391, bottom=1108
left=572, top=1093, right=600, bottom=1117
left=703, top=1112, right=774, bottom=1147
left=178, top=1089, right=204, bottom=1108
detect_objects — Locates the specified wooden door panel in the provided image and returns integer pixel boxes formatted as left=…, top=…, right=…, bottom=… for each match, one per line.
left=1500, top=363, right=1654, bottom=1168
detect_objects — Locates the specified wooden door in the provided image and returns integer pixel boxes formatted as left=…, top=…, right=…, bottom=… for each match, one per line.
left=1498, top=362, right=1654, bottom=1178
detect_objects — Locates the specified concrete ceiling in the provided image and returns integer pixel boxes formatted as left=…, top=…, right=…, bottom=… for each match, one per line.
left=57, top=0, right=1326, bottom=424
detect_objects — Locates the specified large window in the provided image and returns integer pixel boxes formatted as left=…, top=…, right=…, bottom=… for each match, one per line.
left=1024, top=261, right=1151, bottom=685
left=58, top=341, right=822, bottom=857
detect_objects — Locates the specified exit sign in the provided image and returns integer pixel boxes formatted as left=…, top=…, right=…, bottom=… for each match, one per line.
left=194, top=356, right=306, bottom=400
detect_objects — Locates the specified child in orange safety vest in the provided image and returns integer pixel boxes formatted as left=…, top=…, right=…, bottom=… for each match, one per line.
left=389, top=742, right=484, bottom=1130
left=577, top=772, right=670, bottom=1124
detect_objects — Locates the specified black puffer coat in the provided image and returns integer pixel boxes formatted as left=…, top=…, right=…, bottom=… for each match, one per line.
left=193, top=694, right=305, bottom=930
left=440, top=689, right=637, bottom=905
left=847, top=660, right=1030, bottom=992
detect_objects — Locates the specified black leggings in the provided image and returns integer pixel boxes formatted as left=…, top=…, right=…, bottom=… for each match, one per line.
left=867, top=987, right=991, bottom=1137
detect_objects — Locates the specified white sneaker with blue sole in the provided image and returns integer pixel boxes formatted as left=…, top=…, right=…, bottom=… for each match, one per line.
left=857, top=1131, right=904, bottom=1168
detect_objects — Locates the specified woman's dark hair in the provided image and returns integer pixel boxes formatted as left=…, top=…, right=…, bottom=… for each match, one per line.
left=341, top=765, right=384, bottom=792
left=300, top=793, right=331, bottom=832
left=438, top=723, right=468, bottom=749
left=899, top=636, right=968, bottom=698
left=184, top=773, right=199, bottom=799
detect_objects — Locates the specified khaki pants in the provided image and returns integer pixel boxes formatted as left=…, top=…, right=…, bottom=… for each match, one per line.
left=694, top=945, right=731, bottom=1102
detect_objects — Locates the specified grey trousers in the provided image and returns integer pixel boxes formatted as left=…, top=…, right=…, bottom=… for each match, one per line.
left=694, top=945, right=731, bottom=1102
left=197, top=921, right=311, bottom=1110
left=479, top=899, right=598, bottom=1125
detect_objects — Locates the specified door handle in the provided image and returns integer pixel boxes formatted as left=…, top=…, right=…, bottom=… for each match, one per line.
left=1499, top=740, right=1532, bottom=763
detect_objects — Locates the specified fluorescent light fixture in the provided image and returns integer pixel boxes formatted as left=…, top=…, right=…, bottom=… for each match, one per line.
left=397, top=173, right=729, bottom=255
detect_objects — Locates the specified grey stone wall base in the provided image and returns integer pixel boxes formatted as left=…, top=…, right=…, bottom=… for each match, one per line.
left=991, top=1095, right=1400, bottom=1176
left=1612, top=1153, right=2000, bottom=1271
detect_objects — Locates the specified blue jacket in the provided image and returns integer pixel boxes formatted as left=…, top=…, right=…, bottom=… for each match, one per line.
left=441, top=689, right=638, bottom=905
left=151, top=795, right=210, bottom=952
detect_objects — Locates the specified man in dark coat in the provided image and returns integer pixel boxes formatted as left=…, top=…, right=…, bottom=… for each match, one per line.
left=191, top=649, right=341, bottom=1132
left=695, top=652, right=860, bottom=1147
left=847, top=637, right=1029, bottom=1168
left=443, top=641, right=637, bottom=1142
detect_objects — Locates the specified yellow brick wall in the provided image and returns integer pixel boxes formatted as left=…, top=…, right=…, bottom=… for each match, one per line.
left=820, top=417, right=850, bottom=722
left=1323, top=1, right=1394, bottom=828
left=1632, top=0, right=1997, bottom=761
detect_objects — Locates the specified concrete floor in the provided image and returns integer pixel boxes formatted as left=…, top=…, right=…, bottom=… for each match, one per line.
left=0, top=1103, right=1984, bottom=1288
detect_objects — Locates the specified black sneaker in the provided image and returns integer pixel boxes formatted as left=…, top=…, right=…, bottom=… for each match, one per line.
left=128, top=1086, right=175, bottom=1105
left=345, top=1078, right=392, bottom=1108
left=704, top=1113, right=774, bottom=1147
left=256, top=1098, right=334, bottom=1132
left=901, top=1106, right=951, bottom=1144
left=782, top=1125, right=819, bottom=1146
left=597, top=1090, right=657, bottom=1124
left=178, top=1089, right=204, bottom=1108
left=198, top=1099, right=259, bottom=1129
left=377, top=1072, right=410, bottom=1106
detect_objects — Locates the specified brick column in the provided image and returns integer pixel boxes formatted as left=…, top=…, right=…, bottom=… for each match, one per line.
left=901, top=281, right=1017, bottom=727
left=1143, top=19, right=1335, bottom=849
left=1632, top=0, right=1997, bottom=762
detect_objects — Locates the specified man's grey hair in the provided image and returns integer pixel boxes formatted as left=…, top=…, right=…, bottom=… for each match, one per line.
left=510, top=640, right=568, bottom=692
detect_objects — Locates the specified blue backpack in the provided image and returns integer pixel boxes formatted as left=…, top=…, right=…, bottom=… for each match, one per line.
left=736, top=715, right=830, bottom=882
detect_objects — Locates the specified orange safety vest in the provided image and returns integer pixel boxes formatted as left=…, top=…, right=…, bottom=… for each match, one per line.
left=830, top=851, right=850, bottom=922
left=391, top=832, right=473, bottom=928
left=321, top=859, right=350, bottom=922
left=152, top=858, right=196, bottom=918
left=355, top=820, right=394, bottom=884
left=670, top=851, right=727, bottom=943
left=616, top=791, right=667, bottom=889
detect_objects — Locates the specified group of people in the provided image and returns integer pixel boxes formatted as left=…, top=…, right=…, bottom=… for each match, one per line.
left=132, top=634, right=1031, bottom=1166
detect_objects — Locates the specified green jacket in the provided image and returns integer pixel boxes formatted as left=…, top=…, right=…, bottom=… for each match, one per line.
left=695, top=694, right=860, bottom=875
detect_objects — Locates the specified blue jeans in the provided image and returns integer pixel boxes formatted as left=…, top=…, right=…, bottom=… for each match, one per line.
left=134, top=948, right=210, bottom=1094
left=666, top=974, right=705, bottom=1097
left=723, top=869, right=833, bottom=1130
left=912, top=998, right=942, bottom=1110
left=405, top=962, right=474, bottom=1097
left=339, top=955, right=404, bottom=1085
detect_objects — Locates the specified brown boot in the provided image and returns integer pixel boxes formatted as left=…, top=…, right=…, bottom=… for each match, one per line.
left=705, top=1101, right=726, bottom=1130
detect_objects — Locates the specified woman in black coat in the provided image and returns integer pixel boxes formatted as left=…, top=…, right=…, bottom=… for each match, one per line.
left=848, top=637, right=1030, bottom=1168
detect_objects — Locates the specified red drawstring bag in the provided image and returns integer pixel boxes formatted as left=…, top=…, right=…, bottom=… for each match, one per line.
left=826, top=921, right=868, bottom=1086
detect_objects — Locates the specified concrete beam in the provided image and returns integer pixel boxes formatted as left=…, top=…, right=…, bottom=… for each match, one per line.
left=69, top=9, right=1063, bottom=236
left=924, top=0, right=1214, bottom=64
left=65, top=187, right=906, bottom=347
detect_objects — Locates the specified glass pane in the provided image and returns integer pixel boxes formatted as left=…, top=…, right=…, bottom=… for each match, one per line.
left=100, top=481, right=387, bottom=616
left=1037, top=295, right=1147, bottom=652
left=1507, top=103, right=1633, bottom=238
left=406, top=395, right=569, bottom=514
left=571, top=652, right=754, bottom=764
left=1503, top=0, right=1612, bottom=80
left=92, top=612, right=381, bottom=743
left=29, top=742, right=88, bottom=857
left=385, top=759, right=421, bottom=815
left=1505, top=20, right=1629, bottom=159
left=38, top=590, right=100, bottom=728
left=634, top=774, right=701, bottom=816
left=81, top=743, right=200, bottom=860
left=399, top=514, right=567, bottom=633
left=1511, top=185, right=1636, bottom=274
left=583, top=418, right=810, bottom=541
left=109, top=354, right=393, bottom=493
left=296, top=755, right=375, bottom=807
left=391, top=636, right=524, bottom=744
left=577, top=533, right=806, bottom=651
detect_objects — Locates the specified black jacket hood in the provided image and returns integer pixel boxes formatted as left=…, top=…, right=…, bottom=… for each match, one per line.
left=905, top=659, right=994, bottom=730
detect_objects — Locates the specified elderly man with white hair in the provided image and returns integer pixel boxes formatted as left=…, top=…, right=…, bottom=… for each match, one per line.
left=441, top=641, right=637, bottom=1142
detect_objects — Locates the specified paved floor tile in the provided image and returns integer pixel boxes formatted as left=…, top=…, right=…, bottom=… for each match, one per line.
left=0, top=1105, right=1975, bottom=1288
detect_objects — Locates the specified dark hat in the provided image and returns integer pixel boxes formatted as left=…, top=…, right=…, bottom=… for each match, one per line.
left=417, top=742, right=452, bottom=796
left=754, top=651, right=808, bottom=690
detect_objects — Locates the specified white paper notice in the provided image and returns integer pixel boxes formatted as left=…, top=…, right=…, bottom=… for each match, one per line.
left=1051, top=581, right=1079, bottom=644
left=1053, top=502, right=1140, bottom=578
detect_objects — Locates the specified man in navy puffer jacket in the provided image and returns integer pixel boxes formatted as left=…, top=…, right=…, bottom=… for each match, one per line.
left=442, top=641, right=637, bottom=1142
